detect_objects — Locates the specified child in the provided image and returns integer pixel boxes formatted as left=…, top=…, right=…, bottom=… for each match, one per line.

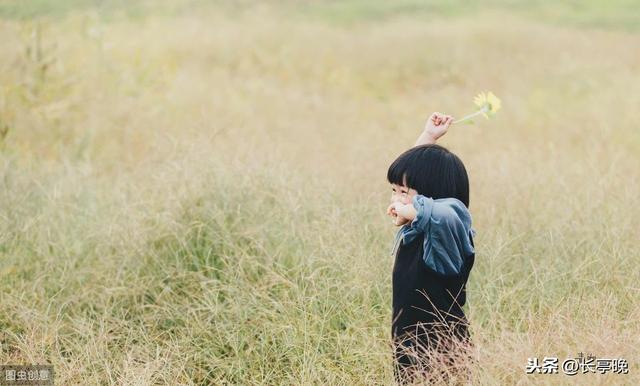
left=386, top=112, right=476, bottom=384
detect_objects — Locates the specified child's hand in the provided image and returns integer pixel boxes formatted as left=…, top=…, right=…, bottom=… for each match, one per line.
left=424, top=112, right=454, bottom=142
left=387, top=202, right=411, bottom=226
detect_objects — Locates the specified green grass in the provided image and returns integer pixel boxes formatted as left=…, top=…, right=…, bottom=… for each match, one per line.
left=3, top=0, right=640, bottom=31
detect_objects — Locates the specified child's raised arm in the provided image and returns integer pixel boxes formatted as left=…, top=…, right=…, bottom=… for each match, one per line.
left=414, top=112, right=453, bottom=147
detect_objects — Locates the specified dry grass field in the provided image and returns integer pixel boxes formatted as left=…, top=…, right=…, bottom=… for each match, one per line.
left=1, top=1, right=639, bottom=384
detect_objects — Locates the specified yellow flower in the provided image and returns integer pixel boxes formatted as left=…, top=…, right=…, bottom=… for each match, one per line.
left=453, top=91, right=502, bottom=124
left=473, top=91, right=502, bottom=118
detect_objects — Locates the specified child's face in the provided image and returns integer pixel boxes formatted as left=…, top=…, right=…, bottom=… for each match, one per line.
left=390, top=183, right=418, bottom=206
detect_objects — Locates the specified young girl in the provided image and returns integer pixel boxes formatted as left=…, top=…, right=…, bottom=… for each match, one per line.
left=386, top=112, right=476, bottom=384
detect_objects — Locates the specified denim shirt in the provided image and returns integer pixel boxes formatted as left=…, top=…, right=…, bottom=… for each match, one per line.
left=390, top=195, right=476, bottom=276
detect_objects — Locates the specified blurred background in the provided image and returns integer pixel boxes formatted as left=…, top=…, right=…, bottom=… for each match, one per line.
left=1, top=1, right=639, bottom=384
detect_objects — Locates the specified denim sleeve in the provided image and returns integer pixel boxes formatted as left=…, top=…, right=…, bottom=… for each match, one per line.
left=410, top=195, right=475, bottom=276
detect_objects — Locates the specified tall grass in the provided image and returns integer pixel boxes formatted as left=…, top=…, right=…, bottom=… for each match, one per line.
left=1, top=3, right=639, bottom=385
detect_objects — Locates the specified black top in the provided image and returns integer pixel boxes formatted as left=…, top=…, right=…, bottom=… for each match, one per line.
left=392, top=232, right=475, bottom=351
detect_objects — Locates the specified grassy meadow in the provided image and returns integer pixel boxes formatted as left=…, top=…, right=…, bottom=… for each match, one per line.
left=1, top=1, right=639, bottom=384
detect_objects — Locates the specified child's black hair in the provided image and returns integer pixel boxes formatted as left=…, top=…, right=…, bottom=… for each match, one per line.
left=387, top=144, right=470, bottom=207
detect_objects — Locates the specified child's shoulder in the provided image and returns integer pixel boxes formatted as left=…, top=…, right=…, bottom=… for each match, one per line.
left=431, top=197, right=471, bottom=221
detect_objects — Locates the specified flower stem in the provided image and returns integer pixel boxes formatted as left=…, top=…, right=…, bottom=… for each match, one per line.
left=453, top=106, right=489, bottom=124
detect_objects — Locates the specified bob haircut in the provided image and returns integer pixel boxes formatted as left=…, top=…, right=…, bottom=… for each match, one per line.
left=387, top=144, right=470, bottom=208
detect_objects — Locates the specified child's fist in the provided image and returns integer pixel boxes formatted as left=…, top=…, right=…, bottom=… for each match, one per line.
left=387, top=202, right=410, bottom=226
left=424, top=112, right=454, bottom=142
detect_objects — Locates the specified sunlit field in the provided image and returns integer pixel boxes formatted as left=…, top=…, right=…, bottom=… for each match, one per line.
left=1, top=1, right=639, bottom=384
